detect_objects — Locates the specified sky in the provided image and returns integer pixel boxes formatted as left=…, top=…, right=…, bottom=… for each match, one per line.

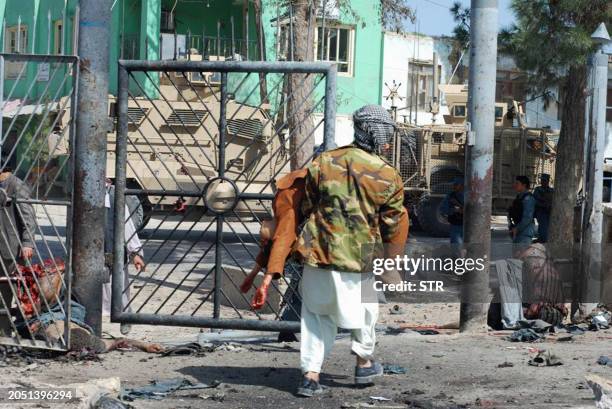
left=404, top=0, right=516, bottom=37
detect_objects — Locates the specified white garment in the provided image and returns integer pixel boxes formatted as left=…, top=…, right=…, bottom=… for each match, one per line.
left=300, top=265, right=379, bottom=373
left=102, top=191, right=142, bottom=316
left=104, top=192, right=143, bottom=256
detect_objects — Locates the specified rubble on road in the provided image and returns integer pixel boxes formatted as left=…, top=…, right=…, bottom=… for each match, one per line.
left=586, top=374, right=612, bottom=409
left=119, top=378, right=220, bottom=401
left=528, top=350, right=563, bottom=367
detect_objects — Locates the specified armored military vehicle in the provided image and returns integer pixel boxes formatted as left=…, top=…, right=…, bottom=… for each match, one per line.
left=105, top=62, right=288, bottom=230
left=389, top=84, right=558, bottom=236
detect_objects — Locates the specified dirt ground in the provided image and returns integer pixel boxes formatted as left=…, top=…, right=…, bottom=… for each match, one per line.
left=2, top=303, right=611, bottom=409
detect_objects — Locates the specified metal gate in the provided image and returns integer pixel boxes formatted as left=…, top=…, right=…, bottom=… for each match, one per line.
left=0, top=54, right=78, bottom=350
left=112, top=60, right=336, bottom=331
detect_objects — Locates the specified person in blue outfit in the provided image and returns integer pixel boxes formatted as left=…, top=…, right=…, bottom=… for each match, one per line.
left=440, top=177, right=464, bottom=244
left=508, top=176, right=536, bottom=245
left=533, top=174, right=553, bottom=243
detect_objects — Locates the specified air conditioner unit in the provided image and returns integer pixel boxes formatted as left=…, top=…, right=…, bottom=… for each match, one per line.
left=161, top=10, right=175, bottom=32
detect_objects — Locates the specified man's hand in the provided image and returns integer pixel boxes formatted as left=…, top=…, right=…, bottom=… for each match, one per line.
left=133, top=254, right=146, bottom=272
left=21, top=247, right=33, bottom=259
left=251, top=273, right=273, bottom=310
left=511, top=228, right=517, bottom=238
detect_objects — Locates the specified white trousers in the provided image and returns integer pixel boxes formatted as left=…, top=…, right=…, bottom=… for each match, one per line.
left=299, top=265, right=379, bottom=374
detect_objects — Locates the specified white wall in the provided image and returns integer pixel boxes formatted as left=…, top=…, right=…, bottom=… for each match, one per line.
left=381, top=32, right=451, bottom=126
left=313, top=114, right=355, bottom=148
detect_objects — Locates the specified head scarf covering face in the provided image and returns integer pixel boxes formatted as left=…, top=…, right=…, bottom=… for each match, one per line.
left=352, top=105, right=395, bottom=154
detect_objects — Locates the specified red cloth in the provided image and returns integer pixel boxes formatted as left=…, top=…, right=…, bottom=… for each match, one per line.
left=255, top=169, right=307, bottom=276
left=14, top=259, right=65, bottom=318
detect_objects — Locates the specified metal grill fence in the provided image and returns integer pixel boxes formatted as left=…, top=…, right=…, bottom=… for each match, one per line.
left=111, top=60, right=336, bottom=332
left=0, top=54, right=78, bottom=350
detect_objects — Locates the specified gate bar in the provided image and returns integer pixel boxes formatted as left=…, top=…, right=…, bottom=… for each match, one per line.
left=323, top=64, right=337, bottom=150
left=119, top=59, right=334, bottom=74
left=111, top=64, right=129, bottom=322
left=0, top=53, right=78, bottom=63
left=213, top=72, right=228, bottom=319
left=116, top=312, right=301, bottom=331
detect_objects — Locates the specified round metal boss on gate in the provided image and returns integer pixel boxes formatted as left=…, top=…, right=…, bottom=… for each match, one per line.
left=203, top=177, right=239, bottom=214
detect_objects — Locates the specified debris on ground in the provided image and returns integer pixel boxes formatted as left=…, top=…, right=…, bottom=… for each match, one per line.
left=389, top=305, right=405, bottom=315
left=161, top=342, right=216, bottom=357
left=0, top=345, right=37, bottom=367
left=598, top=356, right=612, bottom=367
left=120, top=378, right=220, bottom=401
left=497, top=361, right=514, bottom=368
left=66, top=377, right=122, bottom=409
left=528, top=350, right=563, bottom=367
left=590, top=313, right=611, bottom=331
left=342, top=401, right=406, bottom=409
left=586, top=374, right=612, bottom=409
left=509, top=328, right=543, bottom=342
left=383, top=364, right=407, bottom=374
left=370, top=396, right=391, bottom=401
left=565, top=324, right=588, bottom=335
left=518, top=319, right=554, bottom=333
left=93, top=395, right=131, bottom=409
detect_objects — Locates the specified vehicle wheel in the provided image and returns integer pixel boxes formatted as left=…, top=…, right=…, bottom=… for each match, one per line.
left=430, top=166, right=463, bottom=195
left=416, top=194, right=450, bottom=237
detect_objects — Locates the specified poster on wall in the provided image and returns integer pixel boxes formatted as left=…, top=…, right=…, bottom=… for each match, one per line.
left=37, top=63, right=50, bottom=82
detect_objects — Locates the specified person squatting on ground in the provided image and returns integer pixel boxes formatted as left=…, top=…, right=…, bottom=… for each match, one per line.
left=533, top=173, right=553, bottom=243
left=440, top=177, right=464, bottom=245
left=508, top=175, right=536, bottom=246
left=240, top=168, right=308, bottom=342
left=293, top=105, right=408, bottom=397
left=0, top=162, right=36, bottom=276
left=102, top=180, right=146, bottom=335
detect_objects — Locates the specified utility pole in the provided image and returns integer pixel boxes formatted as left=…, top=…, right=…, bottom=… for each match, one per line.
left=580, top=23, right=610, bottom=314
left=460, top=0, right=498, bottom=332
left=73, top=0, right=112, bottom=335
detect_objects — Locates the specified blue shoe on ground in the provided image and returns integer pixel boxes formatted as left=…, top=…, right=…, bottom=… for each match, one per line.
left=296, top=377, right=324, bottom=397
left=354, top=361, right=384, bottom=385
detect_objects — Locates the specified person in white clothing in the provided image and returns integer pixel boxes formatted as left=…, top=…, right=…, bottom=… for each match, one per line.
left=102, top=180, right=145, bottom=335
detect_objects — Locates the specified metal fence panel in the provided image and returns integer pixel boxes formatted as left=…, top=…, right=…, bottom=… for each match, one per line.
left=0, top=53, right=78, bottom=351
left=112, top=60, right=336, bottom=331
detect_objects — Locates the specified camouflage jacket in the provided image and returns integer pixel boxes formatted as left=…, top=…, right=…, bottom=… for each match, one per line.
left=295, top=145, right=405, bottom=273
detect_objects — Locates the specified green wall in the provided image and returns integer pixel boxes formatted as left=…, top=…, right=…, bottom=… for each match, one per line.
left=2, top=0, right=383, bottom=112
left=260, top=0, right=383, bottom=115
left=1, top=0, right=79, bottom=100
left=2, top=0, right=160, bottom=99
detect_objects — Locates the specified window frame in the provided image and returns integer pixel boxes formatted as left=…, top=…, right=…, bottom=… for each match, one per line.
left=4, top=25, right=28, bottom=80
left=53, top=20, right=64, bottom=55
left=5, top=25, right=28, bottom=53
left=313, top=23, right=355, bottom=77
left=407, top=60, right=441, bottom=111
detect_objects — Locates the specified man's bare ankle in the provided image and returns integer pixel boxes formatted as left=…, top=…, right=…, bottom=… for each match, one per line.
left=305, top=372, right=320, bottom=382
left=356, top=357, right=371, bottom=368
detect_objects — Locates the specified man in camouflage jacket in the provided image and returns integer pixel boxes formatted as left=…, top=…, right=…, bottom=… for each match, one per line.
left=294, top=105, right=408, bottom=397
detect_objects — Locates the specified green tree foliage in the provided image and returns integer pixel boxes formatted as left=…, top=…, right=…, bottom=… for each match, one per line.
left=450, top=1, right=470, bottom=49
left=504, top=0, right=611, bottom=97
